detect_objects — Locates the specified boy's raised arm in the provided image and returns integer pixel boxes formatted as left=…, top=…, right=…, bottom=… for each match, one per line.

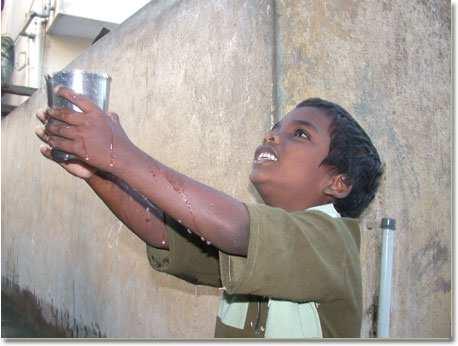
left=109, top=146, right=250, bottom=256
left=39, top=87, right=250, bottom=256
left=85, top=171, right=169, bottom=248
left=36, top=111, right=169, bottom=249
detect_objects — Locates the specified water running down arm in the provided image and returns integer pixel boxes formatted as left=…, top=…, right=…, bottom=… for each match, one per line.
left=36, top=111, right=169, bottom=249
left=39, top=87, right=250, bottom=256
left=86, top=171, right=169, bottom=248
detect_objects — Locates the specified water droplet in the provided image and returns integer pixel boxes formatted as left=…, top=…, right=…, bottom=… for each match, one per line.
left=106, top=124, right=115, bottom=168
left=146, top=207, right=150, bottom=213
left=206, top=240, right=211, bottom=245
left=177, top=219, right=182, bottom=224
left=161, top=240, right=166, bottom=245
left=186, top=228, right=192, bottom=234
left=200, top=236, right=205, bottom=242
left=85, top=157, right=90, bottom=161
left=163, top=172, right=198, bottom=231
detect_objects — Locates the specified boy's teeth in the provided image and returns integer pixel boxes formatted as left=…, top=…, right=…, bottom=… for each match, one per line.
left=257, top=152, right=277, bottom=161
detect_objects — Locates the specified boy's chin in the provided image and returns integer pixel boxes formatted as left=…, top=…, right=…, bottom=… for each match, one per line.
left=249, top=172, right=270, bottom=196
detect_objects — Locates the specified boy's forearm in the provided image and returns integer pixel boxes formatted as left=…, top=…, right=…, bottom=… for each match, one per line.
left=85, top=171, right=169, bottom=248
left=110, top=145, right=250, bottom=256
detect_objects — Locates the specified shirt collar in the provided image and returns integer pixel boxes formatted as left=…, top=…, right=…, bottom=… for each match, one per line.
left=306, top=203, right=341, bottom=218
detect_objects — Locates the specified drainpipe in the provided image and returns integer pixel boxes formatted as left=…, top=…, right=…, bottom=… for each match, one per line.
left=376, top=218, right=396, bottom=338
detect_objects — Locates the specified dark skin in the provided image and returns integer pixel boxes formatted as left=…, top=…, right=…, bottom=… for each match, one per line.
left=35, top=87, right=351, bottom=256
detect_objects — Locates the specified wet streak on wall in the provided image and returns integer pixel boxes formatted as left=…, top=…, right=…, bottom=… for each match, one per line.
left=1, top=0, right=451, bottom=338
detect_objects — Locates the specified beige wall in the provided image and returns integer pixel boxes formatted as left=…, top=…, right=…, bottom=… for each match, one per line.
left=1, top=0, right=451, bottom=338
left=274, top=0, right=451, bottom=338
left=2, top=0, right=273, bottom=338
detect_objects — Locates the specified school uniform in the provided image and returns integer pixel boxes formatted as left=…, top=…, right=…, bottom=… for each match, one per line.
left=146, top=203, right=362, bottom=338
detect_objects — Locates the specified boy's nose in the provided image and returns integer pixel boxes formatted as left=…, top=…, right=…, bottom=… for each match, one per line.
left=263, top=130, right=279, bottom=144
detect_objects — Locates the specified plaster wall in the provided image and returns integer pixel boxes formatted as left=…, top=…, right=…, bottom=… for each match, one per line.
left=2, top=0, right=273, bottom=338
left=1, top=0, right=451, bottom=338
left=274, top=0, right=451, bottom=338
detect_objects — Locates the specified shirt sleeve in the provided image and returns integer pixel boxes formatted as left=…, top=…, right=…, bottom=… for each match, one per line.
left=218, top=203, right=360, bottom=303
left=146, top=214, right=222, bottom=287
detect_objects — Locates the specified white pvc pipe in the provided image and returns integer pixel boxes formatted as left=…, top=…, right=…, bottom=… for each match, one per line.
left=377, top=218, right=396, bottom=338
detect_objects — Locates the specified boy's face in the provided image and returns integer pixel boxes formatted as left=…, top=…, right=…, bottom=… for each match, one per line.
left=250, top=106, right=336, bottom=211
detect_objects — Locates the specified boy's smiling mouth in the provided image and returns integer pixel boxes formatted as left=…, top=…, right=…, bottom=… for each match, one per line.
left=254, top=145, right=279, bottom=164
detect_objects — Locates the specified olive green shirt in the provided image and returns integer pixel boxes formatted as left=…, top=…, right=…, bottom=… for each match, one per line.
left=146, top=203, right=362, bottom=338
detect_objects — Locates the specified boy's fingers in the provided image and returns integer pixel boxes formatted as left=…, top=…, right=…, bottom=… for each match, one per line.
left=34, top=126, right=50, bottom=143
left=35, top=109, right=49, bottom=124
left=47, top=135, right=79, bottom=156
left=39, top=144, right=53, bottom=160
left=47, top=107, right=84, bottom=126
left=45, top=120, right=76, bottom=140
left=55, top=86, right=102, bottom=113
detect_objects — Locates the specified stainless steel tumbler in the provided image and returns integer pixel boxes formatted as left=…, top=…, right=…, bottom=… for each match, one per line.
left=45, top=69, right=111, bottom=162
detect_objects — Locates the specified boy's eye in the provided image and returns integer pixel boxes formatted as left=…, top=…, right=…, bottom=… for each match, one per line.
left=294, top=128, right=311, bottom=140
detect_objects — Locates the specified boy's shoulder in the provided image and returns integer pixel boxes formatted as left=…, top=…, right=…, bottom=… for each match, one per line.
left=302, top=204, right=361, bottom=248
left=246, top=203, right=360, bottom=247
left=249, top=202, right=361, bottom=248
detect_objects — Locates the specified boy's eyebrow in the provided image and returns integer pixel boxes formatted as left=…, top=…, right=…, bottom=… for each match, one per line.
left=291, top=119, right=320, bottom=133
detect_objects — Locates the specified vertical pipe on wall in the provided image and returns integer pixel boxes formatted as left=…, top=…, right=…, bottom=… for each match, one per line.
left=377, top=218, right=396, bottom=338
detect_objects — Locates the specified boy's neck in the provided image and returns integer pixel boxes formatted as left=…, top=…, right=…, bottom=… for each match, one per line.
left=262, top=194, right=333, bottom=212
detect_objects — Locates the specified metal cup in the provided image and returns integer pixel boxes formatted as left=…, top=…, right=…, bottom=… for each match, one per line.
left=45, top=69, right=111, bottom=162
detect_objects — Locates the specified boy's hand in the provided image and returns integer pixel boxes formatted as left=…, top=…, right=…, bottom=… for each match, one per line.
left=39, top=87, right=136, bottom=173
left=35, top=110, right=96, bottom=180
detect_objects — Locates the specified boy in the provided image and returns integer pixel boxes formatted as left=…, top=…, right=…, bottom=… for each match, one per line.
left=35, top=91, right=382, bottom=338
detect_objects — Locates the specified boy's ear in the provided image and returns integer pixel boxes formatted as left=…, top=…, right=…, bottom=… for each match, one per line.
left=323, top=174, right=352, bottom=199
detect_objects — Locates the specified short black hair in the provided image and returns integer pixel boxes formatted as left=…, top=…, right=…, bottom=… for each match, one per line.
left=296, top=98, right=383, bottom=218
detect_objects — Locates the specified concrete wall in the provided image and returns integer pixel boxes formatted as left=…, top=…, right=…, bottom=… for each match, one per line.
left=2, top=0, right=273, bottom=338
left=272, top=0, right=451, bottom=338
left=1, top=0, right=451, bottom=338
